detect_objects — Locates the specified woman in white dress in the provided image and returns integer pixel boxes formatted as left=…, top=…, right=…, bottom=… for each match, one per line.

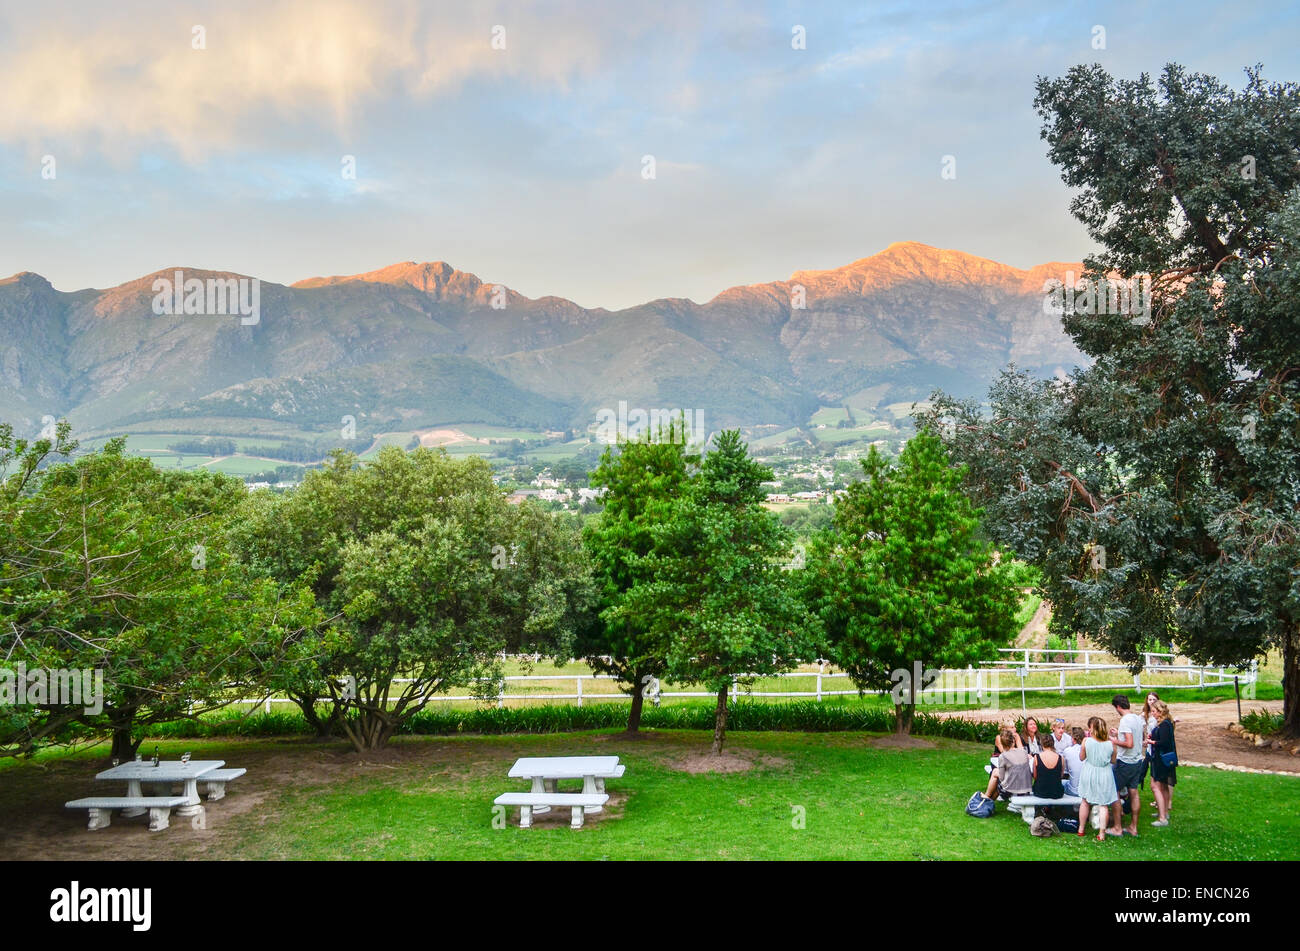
left=1077, top=716, right=1122, bottom=841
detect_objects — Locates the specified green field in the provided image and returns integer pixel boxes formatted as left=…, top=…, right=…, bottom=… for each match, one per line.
left=810, top=406, right=851, bottom=426
left=812, top=424, right=893, bottom=444
left=751, top=427, right=802, bottom=448
left=8, top=731, right=1296, bottom=860
left=884, top=400, right=930, bottom=420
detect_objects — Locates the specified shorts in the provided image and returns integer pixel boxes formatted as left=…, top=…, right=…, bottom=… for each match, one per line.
left=1114, top=759, right=1145, bottom=795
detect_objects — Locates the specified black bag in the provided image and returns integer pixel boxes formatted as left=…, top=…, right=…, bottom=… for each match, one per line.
left=1056, top=817, right=1079, bottom=834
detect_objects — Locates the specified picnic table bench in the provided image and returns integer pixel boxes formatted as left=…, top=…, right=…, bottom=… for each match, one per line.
left=1008, top=794, right=1084, bottom=824
left=65, top=795, right=193, bottom=832
left=494, top=792, right=609, bottom=829
left=508, top=756, right=623, bottom=814
left=499, top=756, right=625, bottom=828
left=200, top=768, right=247, bottom=801
left=94, top=759, right=225, bottom=818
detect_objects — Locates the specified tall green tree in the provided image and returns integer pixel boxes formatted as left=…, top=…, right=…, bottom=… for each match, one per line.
left=924, top=63, right=1300, bottom=735
left=233, top=447, right=595, bottom=751
left=802, top=432, right=1022, bottom=734
left=1, top=432, right=320, bottom=759
left=619, top=430, right=812, bottom=753
left=576, top=422, right=699, bottom=733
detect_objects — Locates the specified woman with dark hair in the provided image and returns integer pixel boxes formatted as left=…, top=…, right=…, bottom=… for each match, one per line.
left=1030, top=733, right=1065, bottom=818
left=1022, top=716, right=1042, bottom=756
left=1146, top=700, right=1177, bottom=827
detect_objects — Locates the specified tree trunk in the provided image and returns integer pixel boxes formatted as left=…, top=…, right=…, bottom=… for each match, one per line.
left=110, top=727, right=140, bottom=762
left=894, top=702, right=915, bottom=736
left=626, top=686, right=645, bottom=735
left=346, top=709, right=396, bottom=752
left=293, top=693, right=341, bottom=740
left=1283, top=627, right=1299, bottom=739
left=711, top=686, right=729, bottom=755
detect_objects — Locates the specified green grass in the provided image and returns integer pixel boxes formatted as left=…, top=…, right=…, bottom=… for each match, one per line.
left=8, top=731, right=1295, bottom=860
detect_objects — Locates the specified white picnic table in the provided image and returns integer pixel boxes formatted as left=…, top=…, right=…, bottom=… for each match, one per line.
left=508, top=756, right=623, bottom=814
left=96, top=760, right=224, bottom=818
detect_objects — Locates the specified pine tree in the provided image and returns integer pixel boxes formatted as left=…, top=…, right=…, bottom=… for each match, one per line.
left=803, top=431, right=1021, bottom=733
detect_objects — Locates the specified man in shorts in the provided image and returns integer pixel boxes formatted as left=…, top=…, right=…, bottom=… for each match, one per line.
left=1111, top=694, right=1146, bottom=836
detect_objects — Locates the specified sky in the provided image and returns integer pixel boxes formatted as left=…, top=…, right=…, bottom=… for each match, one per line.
left=2, top=0, right=1298, bottom=310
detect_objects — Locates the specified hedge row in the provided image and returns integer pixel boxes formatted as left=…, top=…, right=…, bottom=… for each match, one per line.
left=151, top=701, right=1000, bottom=743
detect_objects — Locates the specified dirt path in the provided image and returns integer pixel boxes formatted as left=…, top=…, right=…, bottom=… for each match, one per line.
left=943, top=698, right=1297, bottom=774
left=1015, top=600, right=1051, bottom=648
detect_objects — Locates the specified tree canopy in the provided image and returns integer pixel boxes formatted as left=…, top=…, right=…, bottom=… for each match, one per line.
left=802, top=431, right=1022, bottom=733
left=923, top=63, right=1300, bottom=734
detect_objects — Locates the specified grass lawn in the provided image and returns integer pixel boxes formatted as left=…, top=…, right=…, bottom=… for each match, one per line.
left=8, top=730, right=1297, bottom=860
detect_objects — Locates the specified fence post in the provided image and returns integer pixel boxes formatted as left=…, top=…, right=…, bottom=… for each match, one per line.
left=1199, top=666, right=1205, bottom=689
left=497, top=680, right=505, bottom=709
left=1059, top=669, right=1065, bottom=696
left=264, top=698, right=271, bottom=714
left=1083, top=650, right=1090, bottom=669
left=816, top=672, right=823, bottom=702
left=577, top=676, right=583, bottom=708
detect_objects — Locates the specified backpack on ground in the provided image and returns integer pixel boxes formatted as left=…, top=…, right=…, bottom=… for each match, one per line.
left=1030, top=816, right=1059, bottom=837
left=965, top=792, right=995, bottom=818
left=1055, top=817, right=1079, bottom=834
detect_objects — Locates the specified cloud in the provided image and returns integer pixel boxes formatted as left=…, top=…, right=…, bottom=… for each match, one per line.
left=0, top=0, right=630, bottom=160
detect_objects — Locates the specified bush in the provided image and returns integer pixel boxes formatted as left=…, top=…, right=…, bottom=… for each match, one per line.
left=1045, top=632, right=1076, bottom=662
left=1240, top=708, right=1284, bottom=736
left=148, top=701, right=1000, bottom=743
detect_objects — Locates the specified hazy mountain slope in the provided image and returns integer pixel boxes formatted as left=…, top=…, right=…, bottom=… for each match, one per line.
left=0, top=243, right=1086, bottom=440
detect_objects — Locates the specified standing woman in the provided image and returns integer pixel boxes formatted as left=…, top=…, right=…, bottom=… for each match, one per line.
left=1147, top=700, right=1177, bottom=827
left=1022, top=716, right=1043, bottom=756
left=1077, top=716, right=1122, bottom=841
left=1144, top=691, right=1172, bottom=811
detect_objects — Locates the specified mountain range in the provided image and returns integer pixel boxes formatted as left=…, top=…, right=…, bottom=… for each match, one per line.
left=0, top=242, right=1085, bottom=442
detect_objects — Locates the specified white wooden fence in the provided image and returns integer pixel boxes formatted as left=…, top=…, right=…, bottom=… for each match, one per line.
left=236, top=649, right=1256, bottom=712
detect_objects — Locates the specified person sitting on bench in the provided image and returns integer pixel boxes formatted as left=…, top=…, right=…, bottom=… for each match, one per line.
left=1030, top=733, right=1065, bottom=817
left=979, top=728, right=1033, bottom=804
left=1063, top=726, right=1086, bottom=797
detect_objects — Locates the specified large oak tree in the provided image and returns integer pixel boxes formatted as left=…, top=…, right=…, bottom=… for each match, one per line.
left=923, top=64, right=1300, bottom=735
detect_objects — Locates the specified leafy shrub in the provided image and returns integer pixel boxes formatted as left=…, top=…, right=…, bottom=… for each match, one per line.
left=149, top=701, right=1000, bottom=743
left=1240, top=708, right=1284, bottom=736
left=1045, top=633, right=1076, bottom=662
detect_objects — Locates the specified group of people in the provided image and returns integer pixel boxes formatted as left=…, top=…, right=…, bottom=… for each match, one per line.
left=976, top=691, right=1178, bottom=838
